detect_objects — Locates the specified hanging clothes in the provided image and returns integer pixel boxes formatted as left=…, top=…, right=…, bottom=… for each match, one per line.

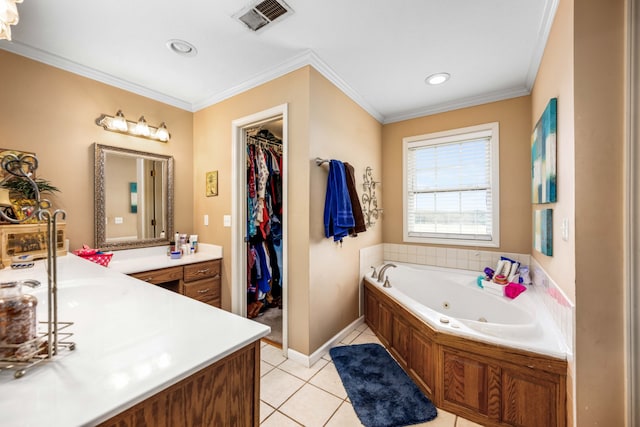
left=343, top=162, right=367, bottom=236
left=246, top=130, right=284, bottom=316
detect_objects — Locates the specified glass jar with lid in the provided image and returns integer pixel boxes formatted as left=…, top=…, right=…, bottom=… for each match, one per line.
left=0, top=281, right=38, bottom=360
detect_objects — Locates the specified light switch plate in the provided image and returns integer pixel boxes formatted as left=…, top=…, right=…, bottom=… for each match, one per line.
left=114, top=217, right=123, bottom=224
left=561, top=218, right=569, bottom=241
left=223, top=215, right=231, bottom=227
left=204, top=214, right=209, bottom=226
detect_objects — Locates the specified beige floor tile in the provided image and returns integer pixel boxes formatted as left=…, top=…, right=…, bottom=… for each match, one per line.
left=356, top=322, right=369, bottom=332
left=278, top=357, right=328, bottom=381
left=456, top=416, right=486, bottom=426
left=324, top=401, right=363, bottom=427
left=260, top=368, right=305, bottom=408
left=259, top=401, right=275, bottom=423
left=260, top=410, right=302, bottom=426
left=308, top=361, right=348, bottom=399
left=321, top=351, right=332, bottom=361
left=261, top=344, right=287, bottom=367
left=350, top=332, right=382, bottom=345
left=279, top=383, right=343, bottom=427
left=340, top=329, right=361, bottom=344
left=260, top=360, right=275, bottom=377
left=410, top=408, right=456, bottom=427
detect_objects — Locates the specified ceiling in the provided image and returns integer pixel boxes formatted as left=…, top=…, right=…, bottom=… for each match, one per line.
left=0, top=0, right=557, bottom=124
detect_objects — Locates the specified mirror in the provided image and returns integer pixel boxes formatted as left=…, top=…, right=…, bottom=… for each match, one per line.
left=94, top=143, right=174, bottom=250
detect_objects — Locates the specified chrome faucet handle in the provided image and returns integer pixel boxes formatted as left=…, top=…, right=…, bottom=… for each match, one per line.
left=383, top=276, right=392, bottom=288
left=370, top=266, right=377, bottom=278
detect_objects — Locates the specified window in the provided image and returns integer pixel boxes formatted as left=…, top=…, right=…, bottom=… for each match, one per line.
left=403, top=122, right=499, bottom=247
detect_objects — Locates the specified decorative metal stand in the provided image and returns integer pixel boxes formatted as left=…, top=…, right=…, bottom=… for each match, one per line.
left=362, top=166, right=382, bottom=228
left=0, top=153, right=74, bottom=378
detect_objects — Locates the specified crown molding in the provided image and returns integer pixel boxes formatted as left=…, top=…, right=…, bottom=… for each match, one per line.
left=383, top=86, right=531, bottom=124
left=525, top=0, right=560, bottom=90
left=0, top=40, right=193, bottom=111
left=192, top=49, right=385, bottom=123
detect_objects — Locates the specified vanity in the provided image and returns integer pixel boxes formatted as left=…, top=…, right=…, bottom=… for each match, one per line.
left=0, top=251, right=269, bottom=426
left=109, top=244, right=223, bottom=308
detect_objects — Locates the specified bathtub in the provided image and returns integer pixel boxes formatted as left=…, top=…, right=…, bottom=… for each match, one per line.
left=366, top=262, right=568, bottom=359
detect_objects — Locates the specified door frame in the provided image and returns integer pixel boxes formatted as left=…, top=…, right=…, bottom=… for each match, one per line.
left=231, top=104, right=288, bottom=355
left=628, top=0, right=639, bottom=423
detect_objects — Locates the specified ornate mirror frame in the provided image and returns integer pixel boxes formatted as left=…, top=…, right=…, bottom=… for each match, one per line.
left=94, top=143, right=174, bottom=250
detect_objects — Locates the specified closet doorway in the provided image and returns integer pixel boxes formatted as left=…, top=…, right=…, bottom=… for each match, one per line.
left=231, top=105, right=288, bottom=354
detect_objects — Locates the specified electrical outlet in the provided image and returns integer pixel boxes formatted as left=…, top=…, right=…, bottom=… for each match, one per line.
left=561, top=218, right=569, bottom=241
left=223, top=215, right=231, bottom=227
left=114, top=217, right=123, bottom=224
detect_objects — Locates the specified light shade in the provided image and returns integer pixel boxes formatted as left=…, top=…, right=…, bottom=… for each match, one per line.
left=0, top=0, right=23, bottom=41
left=95, top=110, right=171, bottom=142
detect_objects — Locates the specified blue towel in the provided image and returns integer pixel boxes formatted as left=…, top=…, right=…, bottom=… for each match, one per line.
left=324, top=160, right=355, bottom=242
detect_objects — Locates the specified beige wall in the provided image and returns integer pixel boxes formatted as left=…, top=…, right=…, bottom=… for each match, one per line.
left=307, top=68, right=382, bottom=352
left=531, top=0, right=576, bottom=305
left=381, top=96, right=532, bottom=254
left=0, top=50, right=194, bottom=250
left=531, top=0, right=627, bottom=425
left=105, top=154, right=137, bottom=239
left=193, top=67, right=313, bottom=353
left=193, top=66, right=382, bottom=355
left=530, top=1, right=577, bottom=425
left=573, top=0, right=626, bottom=425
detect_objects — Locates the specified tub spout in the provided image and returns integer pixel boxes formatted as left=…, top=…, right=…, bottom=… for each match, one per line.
left=377, top=263, right=397, bottom=282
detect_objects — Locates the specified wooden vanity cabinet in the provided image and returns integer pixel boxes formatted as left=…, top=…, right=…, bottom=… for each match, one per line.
left=130, top=259, right=222, bottom=308
left=183, top=260, right=222, bottom=307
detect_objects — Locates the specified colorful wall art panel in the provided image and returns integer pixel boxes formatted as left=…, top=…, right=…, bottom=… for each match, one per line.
left=531, top=98, right=557, bottom=204
left=534, top=208, right=553, bottom=256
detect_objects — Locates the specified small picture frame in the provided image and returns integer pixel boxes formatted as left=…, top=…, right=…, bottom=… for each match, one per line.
left=206, top=171, right=218, bottom=197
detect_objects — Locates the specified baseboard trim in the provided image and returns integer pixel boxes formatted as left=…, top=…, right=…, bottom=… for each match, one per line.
left=287, top=316, right=365, bottom=367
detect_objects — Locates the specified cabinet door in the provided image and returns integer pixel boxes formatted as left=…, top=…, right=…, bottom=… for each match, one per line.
left=440, top=347, right=501, bottom=422
left=183, top=277, right=221, bottom=308
left=502, top=369, right=561, bottom=427
left=391, top=315, right=410, bottom=366
left=184, top=260, right=221, bottom=282
left=377, top=302, right=393, bottom=347
left=409, top=329, right=434, bottom=397
left=364, top=290, right=379, bottom=332
left=130, top=266, right=183, bottom=285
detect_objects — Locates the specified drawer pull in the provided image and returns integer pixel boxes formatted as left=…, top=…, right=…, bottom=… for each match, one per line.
left=197, top=288, right=211, bottom=294
left=196, top=268, right=210, bottom=274
left=143, top=278, right=152, bottom=282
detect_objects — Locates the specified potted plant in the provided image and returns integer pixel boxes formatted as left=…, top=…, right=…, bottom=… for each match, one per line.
left=1, top=177, right=60, bottom=222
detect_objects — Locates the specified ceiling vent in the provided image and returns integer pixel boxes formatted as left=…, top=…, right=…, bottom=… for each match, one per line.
left=234, top=0, right=293, bottom=32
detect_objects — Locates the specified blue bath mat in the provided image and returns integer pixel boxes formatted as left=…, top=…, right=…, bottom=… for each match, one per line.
left=330, top=343, right=437, bottom=427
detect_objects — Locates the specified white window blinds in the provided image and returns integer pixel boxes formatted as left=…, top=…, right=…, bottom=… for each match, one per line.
left=403, top=123, right=499, bottom=246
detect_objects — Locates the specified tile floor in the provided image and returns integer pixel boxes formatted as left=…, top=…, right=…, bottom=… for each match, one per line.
left=259, top=323, right=484, bottom=427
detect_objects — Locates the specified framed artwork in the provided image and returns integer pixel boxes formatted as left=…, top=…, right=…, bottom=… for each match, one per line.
left=206, top=171, right=218, bottom=197
left=534, top=208, right=553, bottom=256
left=531, top=98, right=557, bottom=204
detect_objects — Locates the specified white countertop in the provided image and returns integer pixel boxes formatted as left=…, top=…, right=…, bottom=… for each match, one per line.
left=0, top=251, right=269, bottom=427
left=108, top=243, right=223, bottom=274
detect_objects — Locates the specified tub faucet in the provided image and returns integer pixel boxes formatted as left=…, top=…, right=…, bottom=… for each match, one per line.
left=377, top=263, right=397, bottom=282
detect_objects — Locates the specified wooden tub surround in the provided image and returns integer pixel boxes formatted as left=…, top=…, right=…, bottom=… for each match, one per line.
left=364, top=280, right=567, bottom=427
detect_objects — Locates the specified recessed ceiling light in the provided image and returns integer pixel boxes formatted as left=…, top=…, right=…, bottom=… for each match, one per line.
left=425, top=72, right=450, bottom=85
left=166, top=39, right=198, bottom=57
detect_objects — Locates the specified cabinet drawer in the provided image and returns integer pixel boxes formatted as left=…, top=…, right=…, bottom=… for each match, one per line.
left=184, top=260, right=221, bottom=282
left=130, top=266, right=183, bottom=285
left=183, top=277, right=221, bottom=304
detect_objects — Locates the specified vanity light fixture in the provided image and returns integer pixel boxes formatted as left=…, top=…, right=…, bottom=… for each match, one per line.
left=425, top=72, right=451, bottom=85
left=0, top=0, right=23, bottom=41
left=95, top=110, right=171, bottom=142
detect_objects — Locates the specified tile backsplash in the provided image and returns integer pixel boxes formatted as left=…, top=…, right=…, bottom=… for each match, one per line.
left=382, top=243, right=530, bottom=273
left=360, top=243, right=574, bottom=358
